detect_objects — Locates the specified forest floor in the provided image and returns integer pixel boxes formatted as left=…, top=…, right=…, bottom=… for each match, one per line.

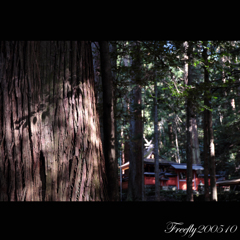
left=121, top=193, right=181, bottom=201
left=145, top=195, right=180, bottom=201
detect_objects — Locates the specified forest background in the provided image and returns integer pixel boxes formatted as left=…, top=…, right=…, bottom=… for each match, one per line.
left=92, top=40, right=240, bottom=201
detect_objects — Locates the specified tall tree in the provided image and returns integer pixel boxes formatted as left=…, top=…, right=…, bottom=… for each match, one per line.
left=127, top=42, right=143, bottom=201
left=209, top=105, right=218, bottom=201
left=91, top=42, right=104, bottom=147
left=192, top=117, right=200, bottom=164
left=173, top=115, right=181, bottom=163
left=202, top=41, right=218, bottom=201
left=99, top=41, right=119, bottom=201
left=168, top=122, right=175, bottom=149
left=0, top=41, right=107, bottom=201
left=109, top=42, right=119, bottom=178
left=154, top=72, right=160, bottom=201
left=202, top=41, right=210, bottom=201
left=184, top=41, right=194, bottom=202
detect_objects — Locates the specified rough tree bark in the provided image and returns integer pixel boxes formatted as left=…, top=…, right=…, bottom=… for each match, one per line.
left=0, top=41, right=108, bottom=201
left=99, top=41, right=119, bottom=201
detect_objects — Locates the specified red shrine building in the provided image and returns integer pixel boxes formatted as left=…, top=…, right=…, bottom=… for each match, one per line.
left=119, top=158, right=220, bottom=191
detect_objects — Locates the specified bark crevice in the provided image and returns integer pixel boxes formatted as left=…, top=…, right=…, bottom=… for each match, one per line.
left=40, top=150, right=46, bottom=201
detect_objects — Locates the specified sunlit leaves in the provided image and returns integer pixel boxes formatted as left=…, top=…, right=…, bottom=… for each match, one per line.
left=193, top=59, right=200, bottom=67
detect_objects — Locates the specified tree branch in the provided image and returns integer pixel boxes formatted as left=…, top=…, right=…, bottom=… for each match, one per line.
left=211, top=82, right=240, bottom=93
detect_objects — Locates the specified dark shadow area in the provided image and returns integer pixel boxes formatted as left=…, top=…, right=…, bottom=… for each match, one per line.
left=33, top=117, right=37, bottom=124
left=40, top=150, right=46, bottom=201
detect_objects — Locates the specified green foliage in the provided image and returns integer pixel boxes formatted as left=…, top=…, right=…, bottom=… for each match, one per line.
left=94, top=40, right=240, bottom=178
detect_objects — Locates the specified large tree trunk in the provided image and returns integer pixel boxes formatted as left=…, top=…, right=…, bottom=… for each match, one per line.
left=99, top=41, right=119, bottom=201
left=0, top=41, right=107, bottom=201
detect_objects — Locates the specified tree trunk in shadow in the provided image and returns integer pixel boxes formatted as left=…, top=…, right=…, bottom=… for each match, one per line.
left=203, top=41, right=210, bottom=201
left=99, top=41, right=119, bottom=201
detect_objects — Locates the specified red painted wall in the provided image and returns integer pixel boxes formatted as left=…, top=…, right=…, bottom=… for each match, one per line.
left=119, top=170, right=212, bottom=191
left=145, top=176, right=155, bottom=185
left=165, top=177, right=177, bottom=186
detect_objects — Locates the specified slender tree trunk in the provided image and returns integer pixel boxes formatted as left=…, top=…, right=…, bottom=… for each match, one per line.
left=142, top=87, right=145, bottom=201
left=154, top=75, right=160, bottom=201
left=158, top=122, right=162, bottom=150
left=203, top=41, right=210, bottom=201
left=134, top=84, right=143, bottom=200
left=192, top=117, right=200, bottom=164
left=237, top=79, right=240, bottom=113
left=229, top=43, right=236, bottom=115
left=123, top=97, right=129, bottom=165
left=124, top=139, right=130, bottom=164
left=203, top=109, right=210, bottom=201
left=91, top=42, right=104, bottom=147
left=174, top=116, right=180, bottom=163
left=161, top=119, right=166, bottom=147
left=184, top=41, right=194, bottom=202
left=203, top=41, right=217, bottom=201
left=99, top=41, right=119, bottom=201
left=186, top=100, right=193, bottom=202
left=168, top=122, right=174, bottom=148
left=0, top=41, right=108, bottom=201
left=109, top=42, right=119, bottom=178
left=168, top=121, right=175, bottom=162
left=209, top=108, right=217, bottom=201
left=220, top=46, right=228, bottom=120
left=127, top=89, right=135, bottom=201
left=127, top=42, right=143, bottom=201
